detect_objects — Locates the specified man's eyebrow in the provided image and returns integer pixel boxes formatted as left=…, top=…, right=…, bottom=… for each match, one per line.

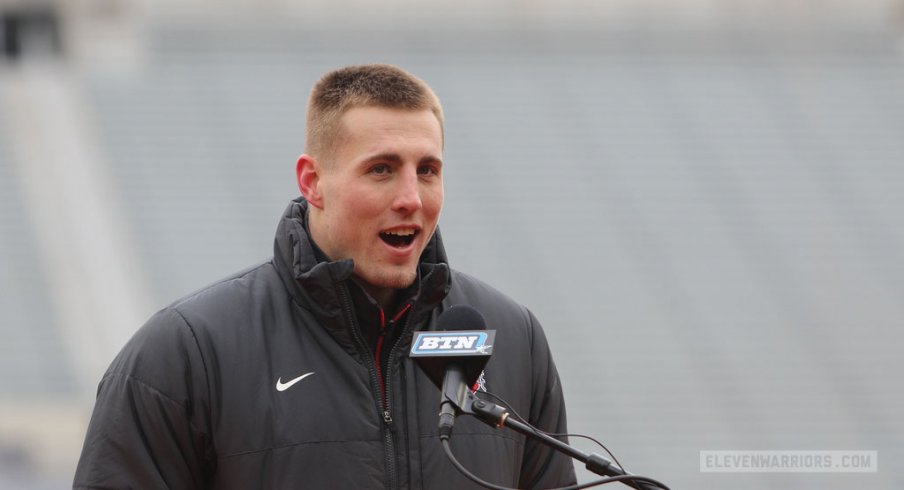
left=363, top=153, right=442, bottom=165
left=364, top=153, right=404, bottom=164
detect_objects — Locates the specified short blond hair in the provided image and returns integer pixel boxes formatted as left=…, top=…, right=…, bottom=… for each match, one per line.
left=305, top=64, right=444, bottom=161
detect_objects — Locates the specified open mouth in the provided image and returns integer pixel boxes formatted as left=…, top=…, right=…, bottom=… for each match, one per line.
left=379, top=228, right=419, bottom=248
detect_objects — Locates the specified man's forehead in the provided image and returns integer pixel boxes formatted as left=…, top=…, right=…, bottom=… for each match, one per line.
left=338, top=105, right=442, bottom=130
left=332, top=107, right=442, bottom=153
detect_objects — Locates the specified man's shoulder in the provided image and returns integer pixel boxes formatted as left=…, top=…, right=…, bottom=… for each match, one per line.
left=121, top=261, right=282, bottom=351
left=446, top=268, right=535, bottom=332
left=447, top=269, right=518, bottom=304
left=105, top=261, right=283, bottom=375
left=169, top=260, right=276, bottom=310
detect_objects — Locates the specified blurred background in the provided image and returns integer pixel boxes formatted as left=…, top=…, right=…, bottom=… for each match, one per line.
left=1, top=0, right=903, bottom=488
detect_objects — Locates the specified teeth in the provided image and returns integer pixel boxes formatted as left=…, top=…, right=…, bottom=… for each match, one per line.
left=384, top=228, right=416, bottom=237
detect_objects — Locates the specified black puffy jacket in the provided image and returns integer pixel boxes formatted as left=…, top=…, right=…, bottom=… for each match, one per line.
left=74, top=198, right=576, bottom=489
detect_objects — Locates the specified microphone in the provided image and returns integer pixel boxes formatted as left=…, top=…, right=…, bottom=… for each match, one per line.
left=414, top=310, right=673, bottom=490
left=410, top=305, right=495, bottom=438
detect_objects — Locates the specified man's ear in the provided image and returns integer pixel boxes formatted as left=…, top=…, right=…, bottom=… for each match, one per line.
left=296, top=154, right=324, bottom=209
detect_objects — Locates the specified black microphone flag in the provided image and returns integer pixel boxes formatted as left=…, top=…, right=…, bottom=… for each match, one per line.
left=409, top=304, right=495, bottom=394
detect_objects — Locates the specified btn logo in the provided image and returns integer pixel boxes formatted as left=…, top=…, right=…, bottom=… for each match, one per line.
left=410, top=331, right=493, bottom=355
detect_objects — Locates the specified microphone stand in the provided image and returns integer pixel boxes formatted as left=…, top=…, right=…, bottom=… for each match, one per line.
left=461, top=393, right=666, bottom=490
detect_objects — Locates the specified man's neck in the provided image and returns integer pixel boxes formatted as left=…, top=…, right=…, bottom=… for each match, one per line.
left=354, top=278, right=398, bottom=310
left=303, top=209, right=406, bottom=309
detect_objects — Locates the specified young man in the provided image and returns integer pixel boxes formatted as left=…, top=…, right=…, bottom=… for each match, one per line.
left=74, top=64, right=576, bottom=489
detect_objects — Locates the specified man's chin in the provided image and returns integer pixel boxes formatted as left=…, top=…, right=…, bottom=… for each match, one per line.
left=356, top=268, right=418, bottom=293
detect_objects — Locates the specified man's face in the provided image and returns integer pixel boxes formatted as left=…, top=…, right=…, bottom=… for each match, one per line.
left=307, top=106, right=444, bottom=296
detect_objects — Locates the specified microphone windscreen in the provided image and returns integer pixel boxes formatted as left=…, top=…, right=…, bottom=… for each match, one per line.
left=435, top=304, right=487, bottom=332
left=411, top=305, right=494, bottom=391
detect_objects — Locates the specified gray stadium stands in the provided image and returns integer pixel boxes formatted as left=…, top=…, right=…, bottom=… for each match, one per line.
left=1, top=18, right=902, bottom=489
left=0, top=94, right=76, bottom=397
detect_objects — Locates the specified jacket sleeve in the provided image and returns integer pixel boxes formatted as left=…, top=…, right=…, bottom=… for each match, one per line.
left=73, top=307, right=214, bottom=489
left=518, top=310, right=578, bottom=489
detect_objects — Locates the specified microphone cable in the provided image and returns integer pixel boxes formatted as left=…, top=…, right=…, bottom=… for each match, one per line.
left=478, top=390, right=627, bottom=474
left=440, top=437, right=671, bottom=490
left=440, top=390, right=672, bottom=490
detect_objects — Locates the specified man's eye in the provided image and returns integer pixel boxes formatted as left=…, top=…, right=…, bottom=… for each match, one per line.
left=371, top=164, right=390, bottom=175
left=418, top=166, right=439, bottom=176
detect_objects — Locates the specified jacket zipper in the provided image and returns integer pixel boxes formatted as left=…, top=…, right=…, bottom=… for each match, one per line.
left=374, top=309, right=388, bottom=408
left=338, top=285, right=396, bottom=490
left=375, top=303, right=412, bottom=410
left=339, top=285, right=415, bottom=490
left=380, top=303, right=413, bottom=490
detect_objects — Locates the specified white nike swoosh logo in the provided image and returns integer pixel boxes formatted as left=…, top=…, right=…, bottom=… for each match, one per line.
left=276, top=372, right=315, bottom=392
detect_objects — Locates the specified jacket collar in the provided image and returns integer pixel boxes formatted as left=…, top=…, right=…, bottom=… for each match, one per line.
left=272, top=197, right=451, bottom=348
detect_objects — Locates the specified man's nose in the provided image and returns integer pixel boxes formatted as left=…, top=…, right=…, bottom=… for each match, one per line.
left=392, top=167, right=423, bottom=213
